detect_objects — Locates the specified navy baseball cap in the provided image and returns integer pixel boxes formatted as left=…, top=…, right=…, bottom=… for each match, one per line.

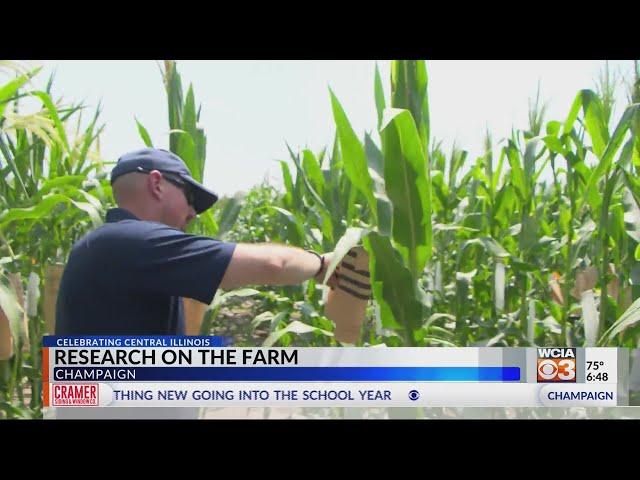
left=111, top=148, right=218, bottom=214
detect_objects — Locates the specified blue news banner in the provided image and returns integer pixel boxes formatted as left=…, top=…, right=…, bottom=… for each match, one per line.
left=43, top=336, right=628, bottom=408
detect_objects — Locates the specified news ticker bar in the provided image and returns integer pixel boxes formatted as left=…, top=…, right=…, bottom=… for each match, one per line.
left=46, top=382, right=620, bottom=407
left=42, top=341, right=631, bottom=407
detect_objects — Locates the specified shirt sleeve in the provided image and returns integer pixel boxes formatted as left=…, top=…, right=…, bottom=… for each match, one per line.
left=125, top=225, right=237, bottom=305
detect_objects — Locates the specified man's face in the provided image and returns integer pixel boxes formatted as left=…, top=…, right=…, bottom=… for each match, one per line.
left=159, top=173, right=197, bottom=231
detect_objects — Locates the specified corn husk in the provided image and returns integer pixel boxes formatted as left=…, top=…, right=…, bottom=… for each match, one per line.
left=549, top=271, right=564, bottom=305
left=320, top=284, right=329, bottom=306
left=325, top=247, right=371, bottom=344
left=374, top=303, right=383, bottom=336
left=550, top=265, right=631, bottom=311
left=527, top=299, right=536, bottom=345
left=435, top=261, right=443, bottom=294
left=572, top=266, right=598, bottom=299
left=183, top=297, right=208, bottom=335
left=494, top=261, right=505, bottom=312
left=25, top=272, right=40, bottom=318
left=0, top=291, right=13, bottom=360
left=0, top=273, right=26, bottom=359
left=10, top=273, right=29, bottom=352
left=44, top=264, right=64, bottom=334
left=581, top=289, right=598, bottom=347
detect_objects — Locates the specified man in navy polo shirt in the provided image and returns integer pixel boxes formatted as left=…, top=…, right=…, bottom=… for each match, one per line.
left=55, top=148, right=335, bottom=336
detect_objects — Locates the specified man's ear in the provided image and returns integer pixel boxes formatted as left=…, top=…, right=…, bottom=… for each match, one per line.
left=147, top=170, right=164, bottom=200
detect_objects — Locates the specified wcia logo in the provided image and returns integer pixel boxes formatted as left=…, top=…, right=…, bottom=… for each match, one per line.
left=408, top=390, right=420, bottom=401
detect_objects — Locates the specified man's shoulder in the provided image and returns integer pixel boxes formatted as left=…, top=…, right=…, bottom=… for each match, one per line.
left=68, top=219, right=178, bottom=261
left=88, top=217, right=184, bottom=243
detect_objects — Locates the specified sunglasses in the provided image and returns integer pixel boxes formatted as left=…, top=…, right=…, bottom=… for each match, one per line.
left=137, top=167, right=196, bottom=208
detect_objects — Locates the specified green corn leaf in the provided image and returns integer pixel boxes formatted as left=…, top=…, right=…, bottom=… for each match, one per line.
left=345, top=179, right=358, bottom=223
left=31, top=91, right=70, bottom=153
left=390, top=60, right=429, bottom=150
left=286, top=144, right=328, bottom=211
left=286, top=145, right=334, bottom=244
left=600, top=296, right=640, bottom=344
left=433, top=224, right=479, bottom=234
left=197, top=209, right=219, bottom=237
left=182, top=84, right=206, bottom=180
left=430, top=170, right=449, bottom=211
left=165, top=61, right=184, bottom=134
left=75, top=106, right=103, bottom=174
left=491, top=147, right=506, bottom=195
left=317, top=147, right=327, bottom=169
left=194, top=127, right=207, bottom=177
left=0, top=194, right=68, bottom=226
left=294, top=163, right=304, bottom=210
left=219, top=288, right=261, bottom=302
left=168, top=129, right=197, bottom=177
left=0, top=193, right=99, bottom=227
left=271, top=206, right=305, bottom=246
left=364, top=134, right=391, bottom=236
left=546, top=120, right=562, bottom=136
left=579, top=89, right=608, bottom=159
left=216, top=192, right=245, bottom=239
left=329, top=88, right=377, bottom=221
left=622, top=171, right=640, bottom=243
left=493, top=183, right=516, bottom=226
left=505, top=141, right=527, bottom=202
left=37, top=175, right=85, bottom=196
left=542, top=135, right=567, bottom=156
left=302, top=149, right=325, bottom=196
left=471, top=332, right=505, bottom=347
left=364, top=133, right=384, bottom=179
left=381, top=108, right=432, bottom=275
left=563, top=92, right=582, bottom=137
left=523, top=138, right=541, bottom=182
left=279, top=160, right=294, bottom=208
left=135, top=116, right=154, bottom=147
left=263, top=320, right=333, bottom=347
left=374, top=63, right=386, bottom=133
left=432, top=144, right=446, bottom=173
left=364, top=232, right=422, bottom=338
left=479, top=237, right=510, bottom=258
left=425, top=314, right=456, bottom=329
left=449, top=148, right=468, bottom=190
left=581, top=106, right=640, bottom=212
left=0, top=68, right=40, bottom=118
left=425, top=337, right=458, bottom=347
left=607, top=202, right=625, bottom=246
left=74, top=188, right=103, bottom=210
left=183, top=84, right=197, bottom=137
left=519, top=215, right=540, bottom=252
left=68, top=199, right=102, bottom=228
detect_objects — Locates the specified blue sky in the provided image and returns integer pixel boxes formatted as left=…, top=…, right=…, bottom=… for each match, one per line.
left=26, top=60, right=638, bottom=196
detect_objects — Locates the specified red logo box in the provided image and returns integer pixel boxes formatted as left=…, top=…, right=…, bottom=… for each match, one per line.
left=52, top=384, right=99, bottom=406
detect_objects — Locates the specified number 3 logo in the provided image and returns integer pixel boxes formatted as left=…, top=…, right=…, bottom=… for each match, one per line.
left=557, top=359, right=576, bottom=381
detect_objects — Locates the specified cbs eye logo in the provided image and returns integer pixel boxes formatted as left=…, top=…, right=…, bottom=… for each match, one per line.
left=537, top=348, right=577, bottom=382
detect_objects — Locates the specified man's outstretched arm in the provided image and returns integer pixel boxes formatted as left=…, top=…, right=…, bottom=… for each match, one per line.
left=219, top=243, right=335, bottom=290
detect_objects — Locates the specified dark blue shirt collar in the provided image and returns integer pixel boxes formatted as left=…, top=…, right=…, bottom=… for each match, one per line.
left=105, top=208, right=141, bottom=223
